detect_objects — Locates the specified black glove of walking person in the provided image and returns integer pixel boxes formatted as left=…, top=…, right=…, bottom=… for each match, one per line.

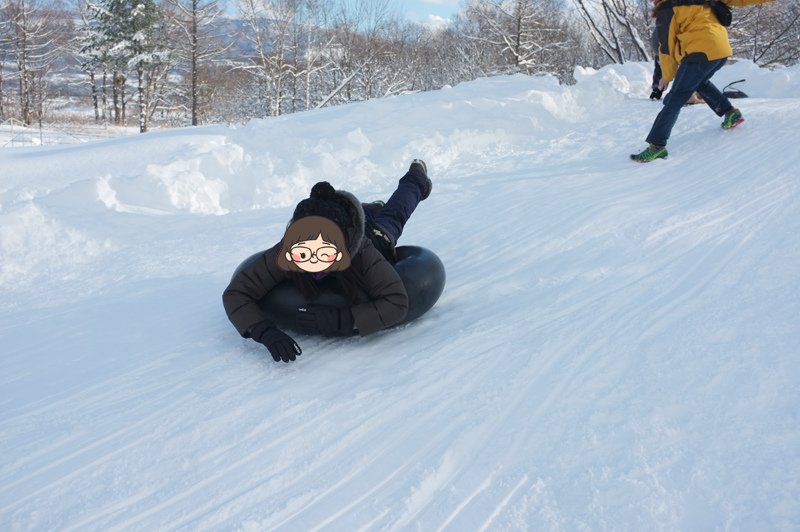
left=649, top=87, right=663, bottom=100
left=248, top=321, right=302, bottom=362
left=296, top=304, right=355, bottom=336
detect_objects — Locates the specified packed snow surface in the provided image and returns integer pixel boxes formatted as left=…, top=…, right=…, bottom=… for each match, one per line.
left=1, top=60, right=799, bottom=530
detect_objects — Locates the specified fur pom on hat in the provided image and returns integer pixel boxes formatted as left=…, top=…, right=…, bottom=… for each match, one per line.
left=291, top=181, right=365, bottom=256
left=292, top=182, right=348, bottom=233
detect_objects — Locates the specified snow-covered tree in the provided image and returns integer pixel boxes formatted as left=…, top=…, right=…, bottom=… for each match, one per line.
left=81, top=0, right=132, bottom=124
left=76, top=0, right=110, bottom=122
left=465, top=0, right=572, bottom=74
left=81, top=0, right=169, bottom=131
left=126, top=0, right=169, bottom=131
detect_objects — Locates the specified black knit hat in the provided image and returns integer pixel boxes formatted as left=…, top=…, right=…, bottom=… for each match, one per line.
left=292, top=182, right=350, bottom=237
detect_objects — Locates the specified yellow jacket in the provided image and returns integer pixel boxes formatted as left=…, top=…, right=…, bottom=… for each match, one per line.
left=654, top=1, right=732, bottom=82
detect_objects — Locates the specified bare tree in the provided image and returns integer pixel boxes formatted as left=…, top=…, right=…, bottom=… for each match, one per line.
left=1, top=0, right=65, bottom=124
left=0, top=6, right=10, bottom=119
left=432, top=13, right=501, bottom=84
left=296, top=0, right=333, bottom=111
left=464, top=0, right=571, bottom=74
left=320, top=0, right=398, bottom=105
left=379, top=20, right=434, bottom=94
left=572, top=0, right=651, bottom=64
left=163, top=0, right=231, bottom=125
left=236, top=0, right=306, bottom=116
left=729, top=2, right=800, bottom=66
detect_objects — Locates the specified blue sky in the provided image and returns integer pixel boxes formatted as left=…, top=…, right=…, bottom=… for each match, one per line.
left=400, top=0, right=461, bottom=27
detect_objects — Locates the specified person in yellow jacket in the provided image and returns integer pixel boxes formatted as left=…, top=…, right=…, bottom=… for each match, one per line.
left=631, top=0, right=745, bottom=162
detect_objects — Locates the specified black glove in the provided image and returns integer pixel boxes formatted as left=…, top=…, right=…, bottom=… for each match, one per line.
left=296, top=304, right=354, bottom=336
left=249, top=321, right=302, bottom=362
left=649, top=88, right=663, bottom=101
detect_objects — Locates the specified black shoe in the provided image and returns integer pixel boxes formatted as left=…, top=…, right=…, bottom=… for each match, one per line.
left=649, top=88, right=663, bottom=101
left=409, top=159, right=432, bottom=200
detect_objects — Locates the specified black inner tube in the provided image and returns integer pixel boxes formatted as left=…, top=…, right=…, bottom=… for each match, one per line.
left=232, top=246, right=446, bottom=333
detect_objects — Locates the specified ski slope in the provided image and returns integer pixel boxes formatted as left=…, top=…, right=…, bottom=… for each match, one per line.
left=1, top=60, right=799, bottom=530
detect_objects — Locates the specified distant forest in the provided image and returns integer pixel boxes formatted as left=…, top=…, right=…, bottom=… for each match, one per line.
left=2, top=0, right=798, bottom=132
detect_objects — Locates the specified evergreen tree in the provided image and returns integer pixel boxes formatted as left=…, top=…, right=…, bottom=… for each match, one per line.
left=128, top=0, right=169, bottom=132
left=81, top=0, right=169, bottom=131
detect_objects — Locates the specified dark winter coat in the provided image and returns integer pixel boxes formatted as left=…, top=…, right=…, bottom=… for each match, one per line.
left=222, top=190, right=409, bottom=338
left=653, top=0, right=733, bottom=83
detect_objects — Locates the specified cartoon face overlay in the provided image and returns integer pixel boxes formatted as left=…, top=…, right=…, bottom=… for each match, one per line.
left=276, top=215, right=352, bottom=273
left=285, top=233, right=343, bottom=273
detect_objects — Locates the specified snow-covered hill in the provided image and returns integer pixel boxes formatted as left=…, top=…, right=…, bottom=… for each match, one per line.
left=2, top=60, right=799, bottom=530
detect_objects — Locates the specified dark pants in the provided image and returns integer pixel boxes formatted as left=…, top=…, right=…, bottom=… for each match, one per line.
left=364, top=169, right=426, bottom=247
left=646, top=57, right=735, bottom=147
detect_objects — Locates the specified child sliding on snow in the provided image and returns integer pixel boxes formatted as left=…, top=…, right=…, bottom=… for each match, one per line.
left=631, top=0, right=745, bottom=163
left=222, top=160, right=432, bottom=362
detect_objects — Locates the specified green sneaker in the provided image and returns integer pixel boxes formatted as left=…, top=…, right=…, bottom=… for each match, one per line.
left=630, top=144, right=668, bottom=163
left=722, top=108, right=744, bottom=130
